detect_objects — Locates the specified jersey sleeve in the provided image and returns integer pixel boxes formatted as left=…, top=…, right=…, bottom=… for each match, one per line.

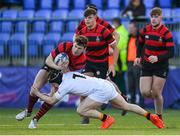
left=103, top=28, right=116, bottom=45
left=137, top=28, right=145, bottom=58
left=54, top=81, right=68, bottom=100
left=157, top=31, right=174, bottom=60
left=51, top=42, right=66, bottom=59
left=102, top=20, right=115, bottom=33
left=165, top=31, right=174, bottom=47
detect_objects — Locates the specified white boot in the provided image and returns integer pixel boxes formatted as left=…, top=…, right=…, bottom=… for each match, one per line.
left=16, top=109, right=31, bottom=121
left=28, top=118, right=38, bottom=129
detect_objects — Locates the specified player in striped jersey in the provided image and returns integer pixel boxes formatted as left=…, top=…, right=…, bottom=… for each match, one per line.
left=75, top=4, right=120, bottom=77
left=77, top=8, right=117, bottom=79
left=134, top=7, right=174, bottom=120
left=16, top=36, right=88, bottom=123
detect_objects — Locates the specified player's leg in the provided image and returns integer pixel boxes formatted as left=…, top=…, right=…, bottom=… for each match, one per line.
left=139, top=69, right=153, bottom=98
left=151, top=75, right=166, bottom=120
left=77, top=97, right=114, bottom=129
left=110, top=94, right=164, bottom=129
left=28, top=88, right=59, bottom=129
left=80, top=68, right=95, bottom=124
left=29, top=72, right=61, bottom=128
left=32, top=84, right=58, bottom=121
left=16, top=69, right=49, bottom=121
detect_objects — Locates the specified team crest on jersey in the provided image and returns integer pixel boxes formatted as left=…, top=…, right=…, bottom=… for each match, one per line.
left=145, top=35, right=149, bottom=39
left=159, top=37, right=162, bottom=42
left=96, top=70, right=100, bottom=76
left=96, top=36, right=100, bottom=42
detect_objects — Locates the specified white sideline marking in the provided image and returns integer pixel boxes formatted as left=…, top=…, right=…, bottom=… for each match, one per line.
left=0, top=123, right=92, bottom=127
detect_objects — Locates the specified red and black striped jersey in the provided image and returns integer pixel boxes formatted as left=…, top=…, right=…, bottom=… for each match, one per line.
left=75, top=16, right=115, bottom=33
left=137, top=24, right=174, bottom=67
left=77, top=23, right=116, bottom=63
left=51, top=42, right=86, bottom=71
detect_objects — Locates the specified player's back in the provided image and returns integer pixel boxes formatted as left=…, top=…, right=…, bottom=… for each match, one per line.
left=60, top=72, right=109, bottom=96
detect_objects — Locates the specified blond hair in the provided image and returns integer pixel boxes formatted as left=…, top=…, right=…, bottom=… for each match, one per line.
left=150, top=7, right=162, bottom=17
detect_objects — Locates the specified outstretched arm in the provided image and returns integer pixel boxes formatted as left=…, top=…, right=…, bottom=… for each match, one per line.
left=32, top=87, right=58, bottom=105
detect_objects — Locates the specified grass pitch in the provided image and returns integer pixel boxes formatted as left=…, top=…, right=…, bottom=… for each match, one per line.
left=0, top=108, right=180, bottom=135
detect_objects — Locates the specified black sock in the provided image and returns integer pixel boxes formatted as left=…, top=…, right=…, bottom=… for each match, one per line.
left=157, top=114, right=162, bottom=120
left=146, top=113, right=151, bottom=120
left=101, top=114, right=107, bottom=121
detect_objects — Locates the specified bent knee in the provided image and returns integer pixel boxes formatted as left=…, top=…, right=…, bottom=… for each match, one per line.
left=141, top=91, right=152, bottom=98
left=76, top=107, right=84, bottom=116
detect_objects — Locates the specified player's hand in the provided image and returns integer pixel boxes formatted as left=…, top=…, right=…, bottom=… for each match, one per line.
left=134, top=58, right=141, bottom=66
left=58, top=61, right=69, bottom=70
left=30, top=86, right=39, bottom=96
left=109, top=46, right=114, bottom=55
left=108, top=65, right=116, bottom=77
left=148, top=55, right=158, bottom=63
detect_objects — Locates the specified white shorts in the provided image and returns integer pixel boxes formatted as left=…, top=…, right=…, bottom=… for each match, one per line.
left=88, top=80, right=119, bottom=104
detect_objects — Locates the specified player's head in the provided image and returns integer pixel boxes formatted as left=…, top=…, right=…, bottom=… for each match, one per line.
left=84, top=8, right=97, bottom=28
left=150, top=7, right=162, bottom=28
left=86, top=4, right=97, bottom=11
left=128, top=20, right=137, bottom=36
left=73, top=35, right=88, bottom=56
left=112, top=18, right=122, bottom=29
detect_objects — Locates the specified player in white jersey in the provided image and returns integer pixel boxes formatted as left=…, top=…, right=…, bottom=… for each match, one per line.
left=30, top=70, right=164, bottom=129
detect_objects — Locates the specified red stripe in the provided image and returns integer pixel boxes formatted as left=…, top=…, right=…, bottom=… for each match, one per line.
left=86, top=57, right=107, bottom=63
left=83, top=33, right=102, bottom=37
left=145, top=48, right=168, bottom=56
left=88, top=41, right=106, bottom=47
left=145, top=39, right=164, bottom=47
left=86, top=48, right=108, bottom=56
left=166, top=42, right=174, bottom=47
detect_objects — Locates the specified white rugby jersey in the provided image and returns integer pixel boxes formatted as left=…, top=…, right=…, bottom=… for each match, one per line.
left=55, top=71, right=112, bottom=100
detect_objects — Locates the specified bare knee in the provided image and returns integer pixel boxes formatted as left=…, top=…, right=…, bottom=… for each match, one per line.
left=77, top=106, right=86, bottom=116
left=140, top=89, right=152, bottom=98
left=151, top=86, right=163, bottom=99
left=30, top=85, right=40, bottom=96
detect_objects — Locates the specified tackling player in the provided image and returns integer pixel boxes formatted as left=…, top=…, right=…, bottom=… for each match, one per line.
left=30, top=68, right=164, bottom=129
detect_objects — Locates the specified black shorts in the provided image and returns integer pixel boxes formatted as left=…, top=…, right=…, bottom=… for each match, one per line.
left=42, top=63, right=63, bottom=84
left=48, top=69, right=63, bottom=85
left=83, top=61, right=108, bottom=79
left=41, top=63, right=53, bottom=72
left=140, top=68, right=169, bottom=79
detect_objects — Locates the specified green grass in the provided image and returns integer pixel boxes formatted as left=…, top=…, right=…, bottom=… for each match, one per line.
left=0, top=108, right=180, bottom=135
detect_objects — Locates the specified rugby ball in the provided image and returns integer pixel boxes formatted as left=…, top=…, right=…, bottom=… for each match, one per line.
left=54, top=52, right=69, bottom=66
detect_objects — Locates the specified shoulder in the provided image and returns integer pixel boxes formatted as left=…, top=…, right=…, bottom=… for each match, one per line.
left=64, top=42, right=73, bottom=52
left=140, top=24, right=151, bottom=34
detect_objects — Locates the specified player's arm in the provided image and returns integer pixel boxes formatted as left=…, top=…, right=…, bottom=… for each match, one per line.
left=134, top=28, right=145, bottom=66
left=46, top=54, right=61, bottom=70
left=107, top=34, right=117, bottom=77
left=157, top=32, right=174, bottom=60
left=32, top=86, right=58, bottom=105
left=113, top=30, right=120, bottom=45
left=46, top=43, right=65, bottom=70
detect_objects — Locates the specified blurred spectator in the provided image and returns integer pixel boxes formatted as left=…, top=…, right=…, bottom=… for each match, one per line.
left=127, top=20, right=144, bottom=106
left=122, top=0, right=145, bottom=19
left=112, top=18, right=129, bottom=95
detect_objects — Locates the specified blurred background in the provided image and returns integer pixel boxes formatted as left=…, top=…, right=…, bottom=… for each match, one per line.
left=0, top=0, right=179, bottom=109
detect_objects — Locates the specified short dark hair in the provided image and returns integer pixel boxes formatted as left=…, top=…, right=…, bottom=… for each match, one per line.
left=86, top=4, right=97, bottom=11
left=112, top=17, right=122, bottom=25
left=75, top=35, right=88, bottom=48
left=150, top=7, right=162, bottom=17
left=84, top=8, right=97, bottom=17
left=129, top=19, right=137, bottom=27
